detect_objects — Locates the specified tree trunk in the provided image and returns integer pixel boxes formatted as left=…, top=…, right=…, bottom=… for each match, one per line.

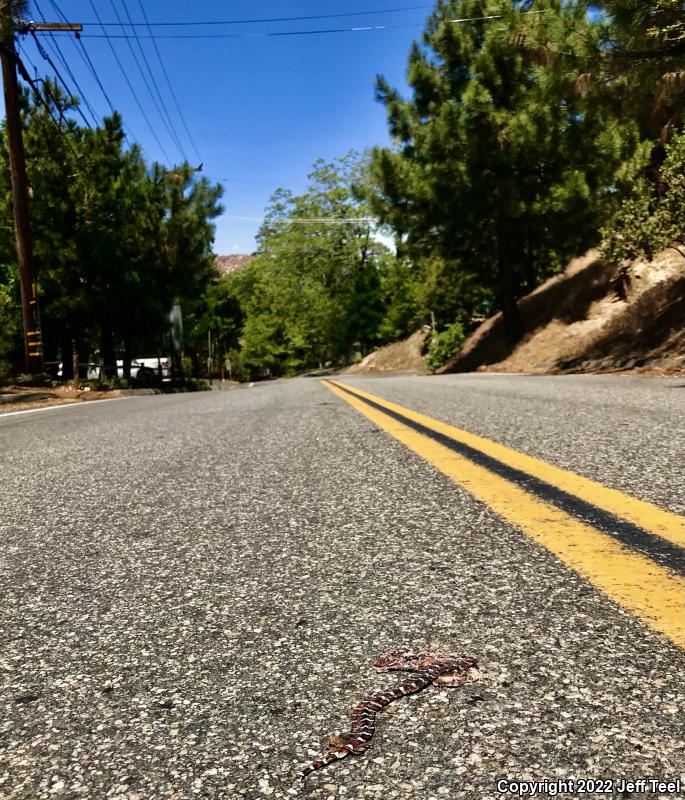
left=60, top=331, right=73, bottom=380
left=496, top=241, right=525, bottom=342
left=122, top=336, right=132, bottom=381
left=77, top=338, right=88, bottom=381
left=100, top=325, right=116, bottom=379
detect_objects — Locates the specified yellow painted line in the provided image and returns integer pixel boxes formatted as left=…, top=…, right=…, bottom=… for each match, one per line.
left=323, top=380, right=685, bottom=648
left=331, top=381, right=685, bottom=550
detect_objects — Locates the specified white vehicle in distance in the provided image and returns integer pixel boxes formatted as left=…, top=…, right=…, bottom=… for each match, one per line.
left=58, top=357, right=172, bottom=381
left=119, top=357, right=172, bottom=381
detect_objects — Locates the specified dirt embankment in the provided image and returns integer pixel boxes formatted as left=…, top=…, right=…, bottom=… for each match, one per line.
left=441, top=248, right=685, bottom=375
left=341, top=248, right=684, bottom=377
left=345, top=329, right=429, bottom=375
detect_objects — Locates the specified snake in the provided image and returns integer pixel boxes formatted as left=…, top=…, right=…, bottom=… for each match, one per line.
left=298, top=648, right=478, bottom=779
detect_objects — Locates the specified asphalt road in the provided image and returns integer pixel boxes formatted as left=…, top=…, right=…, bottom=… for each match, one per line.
left=1, top=374, right=684, bottom=800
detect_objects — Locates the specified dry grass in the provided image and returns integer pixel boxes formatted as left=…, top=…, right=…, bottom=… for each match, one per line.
left=441, top=248, right=685, bottom=376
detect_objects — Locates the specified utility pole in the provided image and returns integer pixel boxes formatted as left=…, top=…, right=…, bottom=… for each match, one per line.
left=0, top=6, right=82, bottom=375
left=207, top=329, right=212, bottom=381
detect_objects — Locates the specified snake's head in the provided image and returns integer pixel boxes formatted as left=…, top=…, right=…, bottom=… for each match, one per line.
left=373, top=647, right=477, bottom=673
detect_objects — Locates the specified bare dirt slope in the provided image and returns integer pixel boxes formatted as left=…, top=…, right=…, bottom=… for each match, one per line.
left=441, top=248, right=685, bottom=375
left=345, top=329, right=428, bottom=374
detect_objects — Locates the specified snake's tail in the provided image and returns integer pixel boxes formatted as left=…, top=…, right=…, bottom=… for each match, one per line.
left=298, top=747, right=353, bottom=779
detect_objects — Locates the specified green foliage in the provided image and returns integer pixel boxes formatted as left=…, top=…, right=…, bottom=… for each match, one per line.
left=0, top=1, right=29, bottom=39
left=367, top=0, right=648, bottom=340
left=602, top=129, right=685, bottom=262
left=599, top=1, right=685, bottom=51
left=376, top=256, right=420, bottom=341
left=90, top=375, right=129, bottom=391
left=4, top=1, right=682, bottom=382
left=426, top=320, right=466, bottom=373
left=0, top=276, right=20, bottom=377
left=230, top=154, right=394, bottom=379
left=593, top=2, right=685, bottom=142
left=0, top=80, right=222, bottom=376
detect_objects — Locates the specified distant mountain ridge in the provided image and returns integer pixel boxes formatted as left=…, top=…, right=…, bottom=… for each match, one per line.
left=214, top=254, right=254, bottom=277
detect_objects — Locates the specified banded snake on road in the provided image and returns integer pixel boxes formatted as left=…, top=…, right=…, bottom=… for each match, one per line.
left=298, top=648, right=479, bottom=779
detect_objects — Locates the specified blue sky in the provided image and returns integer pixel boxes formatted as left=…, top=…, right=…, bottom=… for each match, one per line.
left=12, top=1, right=432, bottom=254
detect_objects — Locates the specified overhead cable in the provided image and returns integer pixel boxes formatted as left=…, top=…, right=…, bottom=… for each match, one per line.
left=71, top=23, right=423, bottom=40
left=136, top=0, right=202, bottom=164
left=30, top=32, right=93, bottom=129
left=41, top=35, right=100, bottom=126
left=76, top=37, right=117, bottom=116
left=223, top=215, right=377, bottom=224
left=11, top=42, right=83, bottom=165
left=116, top=0, right=188, bottom=161
left=72, top=37, right=148, bottom=158
left=65, top=8, right=549, bottom=40
left=31, top=0, right=100, bottom=127
left=87, top=0, right=172, bottom=165
left=74, top=5, right=434, bottom=27
left=47, top=0, right=116, bottom=116
left=106, top=0, right=182, bottom=161
left=47, top=0, right=144, bottom=151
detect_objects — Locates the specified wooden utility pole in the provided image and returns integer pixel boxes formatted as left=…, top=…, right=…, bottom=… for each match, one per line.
left=0, top=7, right=82, bottom=375
left=26, top=23, right=83, bottom=35
left=1, top=15, right=42, bottom=374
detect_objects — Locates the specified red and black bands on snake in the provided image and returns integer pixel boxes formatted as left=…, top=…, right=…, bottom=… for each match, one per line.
left=298, top=655, right=478, bottom=779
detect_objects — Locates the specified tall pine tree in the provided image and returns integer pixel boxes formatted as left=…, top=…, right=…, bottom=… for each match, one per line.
left=368, top=0, right=646, bottom=338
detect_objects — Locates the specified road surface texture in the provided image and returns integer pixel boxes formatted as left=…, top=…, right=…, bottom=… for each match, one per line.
left=1, top=374, right=684, bottom=800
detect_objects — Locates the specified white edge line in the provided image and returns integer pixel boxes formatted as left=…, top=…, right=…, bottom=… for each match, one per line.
left=0, top=396, right=129, bottom=419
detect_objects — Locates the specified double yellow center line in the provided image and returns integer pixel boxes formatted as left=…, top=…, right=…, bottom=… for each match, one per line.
left=323, top=380, right=685, bottom=648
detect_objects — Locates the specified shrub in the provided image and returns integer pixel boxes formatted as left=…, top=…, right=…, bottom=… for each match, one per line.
left=426, top=321, right=466, bottom=373
left=0, top=282, right=20, bottom=377
left=602, top=130, right=685, bottom=262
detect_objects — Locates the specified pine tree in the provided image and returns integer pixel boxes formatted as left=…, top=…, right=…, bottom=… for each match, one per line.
left=600, top=1, right=685, bottom=58
left=595, top=2, right=685, bottom=143
left=0, top=77, right=224, bottom=378
left=368, top=0, right=646, bottom=339
left=602, top=127, right=685, bottom=262
left=230, top=154, right=390, bottom=378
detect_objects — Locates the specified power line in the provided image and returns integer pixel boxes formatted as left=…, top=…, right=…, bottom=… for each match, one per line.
left=11, top=42, right=83, bottom=166
left=224, top=215, right=378, bottom=224
left=40, top=35, right=100, bottom=125
left=30, top=32, right=93, bottom=128
left=105, top=0, right=180, bottom=160
left=32, top=0, right=100, bottom=127
left=77, top=37, right=116, bottom=115
left=71, top=23, right=425, bottom=40
left=18, top=41, right=75, bottom=131
left=87, top=0, right=172, bottom=165
left=47, top=0, right=144, bottom=151
left=46, top=0, right=116, bottom=116
left=76, top=5, right=434, bottom=28
left=451, top=10, right=547, bottom=23
left=115, top=0, right=187, bottom=161
left=71, top=36, right=149, bottom=160
left=136, top=0, right=202, bottom=165
left=62, top=8, right=550, bottom=40
left=68, top=10, right=547, bottom=39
